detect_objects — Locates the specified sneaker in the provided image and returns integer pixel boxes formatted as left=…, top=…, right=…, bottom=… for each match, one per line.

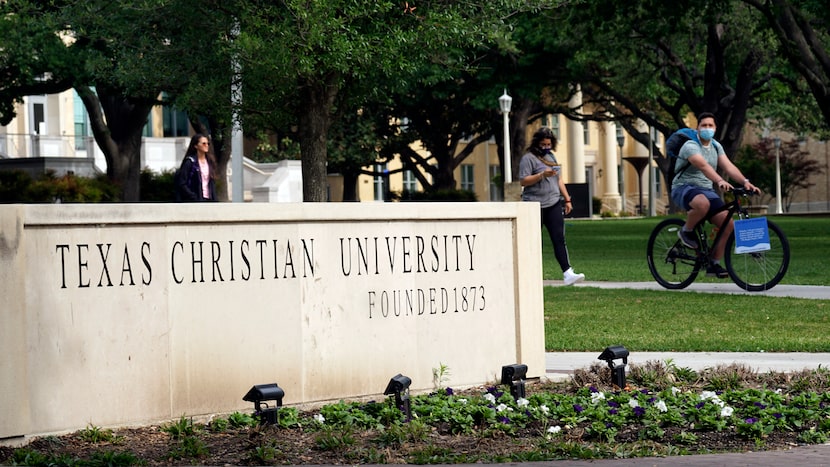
left=706, top=263, right=729, bottom=279
left=677, top=229, right=699, bottom=249
left=563, top=267, right=585, bottom=286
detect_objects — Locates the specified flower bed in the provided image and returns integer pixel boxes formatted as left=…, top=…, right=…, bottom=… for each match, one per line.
left=3, top=361, right=829, bottom=465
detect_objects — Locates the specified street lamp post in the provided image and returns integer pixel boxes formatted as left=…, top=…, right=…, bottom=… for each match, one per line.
left=499, top=89, right=513, bottom=184
left=774, top=137, right=783, bottom=214
left=648, top=125, right=656, bottom=217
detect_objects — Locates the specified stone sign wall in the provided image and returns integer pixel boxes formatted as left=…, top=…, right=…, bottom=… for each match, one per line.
left=0, top=202, right=544, bottom=441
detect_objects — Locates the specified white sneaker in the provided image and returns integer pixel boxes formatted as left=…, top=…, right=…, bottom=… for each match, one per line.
left=563, top=267, right=585, bottom=286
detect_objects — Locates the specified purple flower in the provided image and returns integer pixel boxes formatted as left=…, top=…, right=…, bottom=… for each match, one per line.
left=745, top=417, right=758, bottom=424
left=497, top=416, right=510, bottom=424
left=607, top=401, right=620, bottom=408
left=608, top=409, right=618, bottom=415
left=445, top=387, right=454, bottom=396
left=573, top=404, right=584, bottom=413
left=633, top=406, right=646, bottom=417
left=695, top=402, right=705, bottom=409
left=773, top=413, right=783, bottom=419
left=647, top=397, right=656, bottom=404
left=753, top=402, right=766, bottom=409
left=640, top=389, right=650, bottom=395
left=590, top=386, right=598, bottom=393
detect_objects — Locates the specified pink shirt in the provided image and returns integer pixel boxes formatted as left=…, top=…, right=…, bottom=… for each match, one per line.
left=199, top=158, right=210, bottom=198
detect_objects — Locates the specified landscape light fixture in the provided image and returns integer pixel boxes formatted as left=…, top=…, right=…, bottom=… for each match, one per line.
left=243, top=383, right=285, bottom=425
left=500, top=363, right=528, bottom=400
left=598, top=345, right=629, bottom=389
left=383, top=374, right=412, bottom=420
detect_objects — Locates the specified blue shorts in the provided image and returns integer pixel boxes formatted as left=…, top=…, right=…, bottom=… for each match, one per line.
left=671, top=184, right=725, bottom=216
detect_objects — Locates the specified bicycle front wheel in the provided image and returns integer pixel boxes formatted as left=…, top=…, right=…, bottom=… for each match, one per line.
left=725, top=219, right=790, bottom=291
left=647, top=218, right=701, bottom=289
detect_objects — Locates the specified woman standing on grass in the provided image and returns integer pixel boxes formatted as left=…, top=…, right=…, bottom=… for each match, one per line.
left=518, top=127, right=584, bottom=285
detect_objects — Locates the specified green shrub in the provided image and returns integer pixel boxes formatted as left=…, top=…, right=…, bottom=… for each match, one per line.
left=592, top=196, right=602, bottom=214
left=140, top=168, right=176, bottom=202
left=0, top=170, right=36, bottom=202
left=0, top=170, right=120, bottom=203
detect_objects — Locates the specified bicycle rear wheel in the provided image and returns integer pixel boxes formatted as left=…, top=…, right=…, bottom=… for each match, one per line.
left=647, top=218, right=701, bottom=289
left=725, top=219, right=790, bottom=291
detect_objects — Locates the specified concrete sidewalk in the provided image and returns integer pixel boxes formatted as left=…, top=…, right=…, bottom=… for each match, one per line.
left=543, top=280, right=830, bottom=299
left=546, top=351, right=830, bottom=381
left=352, top=442, right=830, bottom=467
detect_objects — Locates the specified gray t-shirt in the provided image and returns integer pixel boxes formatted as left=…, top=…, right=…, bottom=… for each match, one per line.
left=519, top=151, right=561, bottom=208
left=674, top=140, right=724, bottom=189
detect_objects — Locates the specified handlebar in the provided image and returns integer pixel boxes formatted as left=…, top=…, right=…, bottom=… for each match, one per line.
left=730, top=187, right=758, bottom=197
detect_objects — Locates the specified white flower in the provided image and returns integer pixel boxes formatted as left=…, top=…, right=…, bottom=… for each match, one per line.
left=628, top=399, right=640, bottom=408
left=700, top=391, right=724, bottom=407
left=547, top=425, right=562, bottom=434
left=517, top=398, right=530, bottom=407
left=720, top=406, right=734, bottom=418
left=655, top=400, right=668, bottom=413
left=484, top=393, right=496, bottom=404
left=540, top=405, right=550, bottom=415
left=496, top=403, right=513, bottom=413
left=671, top=387, right=681, bottom=396
left=313, top=413, right=325, bottom=424
left=458, top=398, right=468, bottom=404
left=590, top=392, right=606, bottom=404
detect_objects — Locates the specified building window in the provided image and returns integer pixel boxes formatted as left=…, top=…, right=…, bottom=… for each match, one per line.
left=73, top=90, right=89, bottom=150
left=163, top=106, right=189, bottom=137
left=374, top=163, right=388, bottom=201
left=140, top=118, right=150, bottom=137
left=583, top=122, right=590, bottom=145
left=460, top=164, right=474, bottom=192
left=489, top=165, right=503, bottom=201
left=403, top=169, right=418, bottom=193
left=548, top=114, right=560, bottom=139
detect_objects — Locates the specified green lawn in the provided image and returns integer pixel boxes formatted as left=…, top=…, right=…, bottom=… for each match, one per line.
left=541, top=215, right=830, bottom=352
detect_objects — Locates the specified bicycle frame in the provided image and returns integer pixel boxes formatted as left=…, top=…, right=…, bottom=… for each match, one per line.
left=691, top=188, right=752, bottom=267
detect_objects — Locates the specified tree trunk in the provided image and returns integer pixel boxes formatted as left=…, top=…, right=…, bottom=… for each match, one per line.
left=77, top=85, right=154, bottom=202
left=299, top=75, right=339, bottom=202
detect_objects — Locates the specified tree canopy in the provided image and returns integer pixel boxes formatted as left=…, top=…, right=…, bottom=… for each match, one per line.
left=2, top=0, right=829, bottom=204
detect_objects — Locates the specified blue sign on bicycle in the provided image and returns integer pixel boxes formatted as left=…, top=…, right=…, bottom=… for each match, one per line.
left=734, top=217, right=771, bottom=254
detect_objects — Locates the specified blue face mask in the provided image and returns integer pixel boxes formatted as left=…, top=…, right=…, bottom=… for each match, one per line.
left=699, top=128, right=715, bottom=141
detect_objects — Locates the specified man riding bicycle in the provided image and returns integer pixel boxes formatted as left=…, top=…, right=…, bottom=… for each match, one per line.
left=670, top=112, right=761, bottom=278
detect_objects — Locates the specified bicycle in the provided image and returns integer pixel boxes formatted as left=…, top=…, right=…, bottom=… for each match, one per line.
left=646, top=187, right=790, bottom=291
